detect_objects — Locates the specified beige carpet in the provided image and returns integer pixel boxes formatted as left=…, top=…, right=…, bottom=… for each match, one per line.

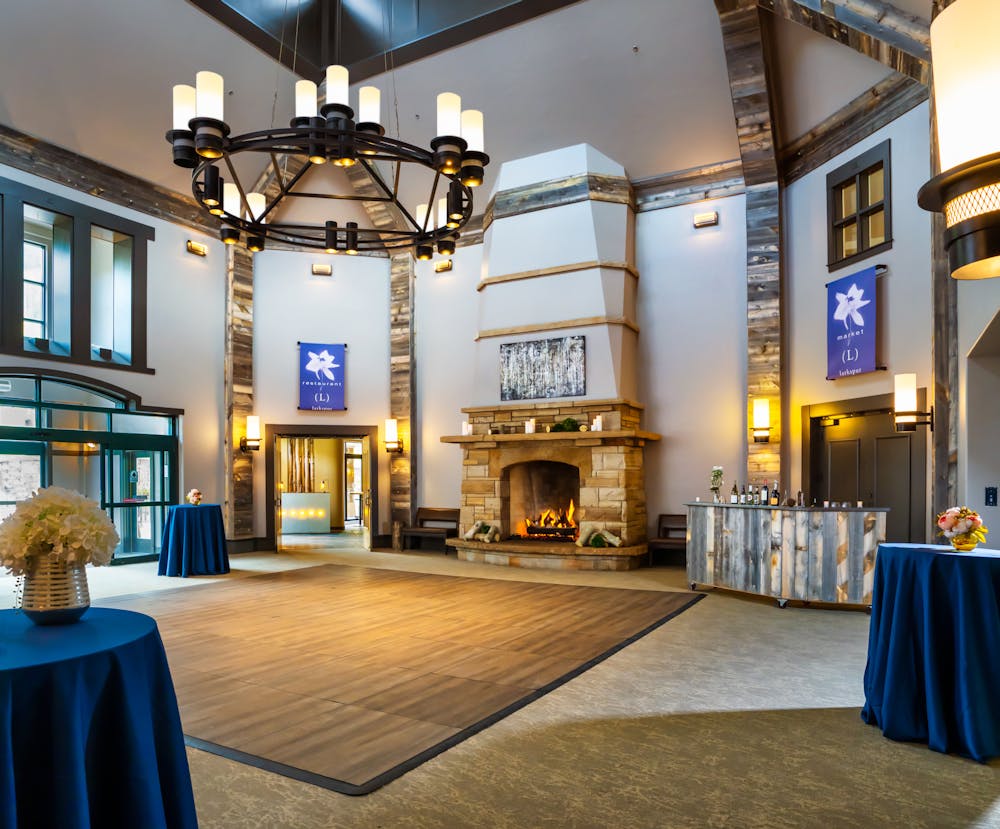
left=106, top=563, right=702, bottom=794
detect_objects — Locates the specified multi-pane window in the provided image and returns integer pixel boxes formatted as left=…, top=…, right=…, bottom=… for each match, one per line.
left=0, top=177, right=153, bottom=371
left=826, top=140, right=892, bottom=271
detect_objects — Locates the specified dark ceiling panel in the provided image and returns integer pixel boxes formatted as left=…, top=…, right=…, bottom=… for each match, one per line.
left=187, top=0, right=585, bottom=82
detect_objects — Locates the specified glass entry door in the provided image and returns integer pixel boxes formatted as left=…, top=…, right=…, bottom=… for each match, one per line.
left=106, top=448, right=170, bottom=559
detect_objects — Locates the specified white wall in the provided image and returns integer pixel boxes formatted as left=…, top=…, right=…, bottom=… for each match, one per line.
left=784, top=103, right=934, bottom=494
left=635, top=195, right=749, bottom=526
left=251, top=250, right=391, bottom=536
left=0, top=162, right=228, bottom=505
left=414, top=245, right=482, bottom=510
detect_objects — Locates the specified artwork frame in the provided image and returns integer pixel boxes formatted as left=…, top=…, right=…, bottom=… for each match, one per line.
left=500, top=336, right=586, bottom=401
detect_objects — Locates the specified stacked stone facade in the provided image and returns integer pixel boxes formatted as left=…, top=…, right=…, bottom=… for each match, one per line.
left=451, top=399, right=654, bottom=546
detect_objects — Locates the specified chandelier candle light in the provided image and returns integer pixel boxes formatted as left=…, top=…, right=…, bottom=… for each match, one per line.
left=167, top=66, right=488, bottom=255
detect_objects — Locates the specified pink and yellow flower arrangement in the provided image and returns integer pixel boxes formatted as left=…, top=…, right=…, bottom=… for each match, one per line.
left=186, top=488, right=203, bottom=505
left=936, top=506, right=988, bottom=551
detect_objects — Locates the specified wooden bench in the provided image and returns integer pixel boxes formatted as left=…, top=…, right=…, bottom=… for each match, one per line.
left=400, top=508, right=460, bottom=553
left=647, top=513, right=687, bottom=566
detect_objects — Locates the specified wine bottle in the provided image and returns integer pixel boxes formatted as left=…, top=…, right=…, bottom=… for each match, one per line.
left=730, top=482, right=739, bottom=504
left=797, top=490, right=803, bottom=507
left=752, top=484, right=760, bottom=506
left=760, top=481, right=769, bottom=505
left=740, top=485, right=747, bottom=504
left=769, top=481, right=779, bottom=506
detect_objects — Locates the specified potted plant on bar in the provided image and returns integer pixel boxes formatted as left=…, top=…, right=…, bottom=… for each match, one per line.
left=709, top=466, right=724, bottom=503
left=936, top=506, right=989, bottom=552
left=0, top=486, right=120, bottom=624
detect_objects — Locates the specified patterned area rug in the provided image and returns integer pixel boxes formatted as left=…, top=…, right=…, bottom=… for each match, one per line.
left=108, top=565, right=702, bottom=795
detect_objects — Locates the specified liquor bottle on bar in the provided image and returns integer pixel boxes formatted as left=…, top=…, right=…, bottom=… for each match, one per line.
left=760, top=481, right=768, bottom=506
left=797, top=490, right=803, bottom=507
left=769, top=481, right=779, bottom=506
left=740, top=485, right=747, bottom=504
left=730, top=482, right=739, bottom=504
left=752, top=484, right=760, bottom=505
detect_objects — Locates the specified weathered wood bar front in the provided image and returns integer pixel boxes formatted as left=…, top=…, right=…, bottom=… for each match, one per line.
left=686, top=503, right=888, bottom=607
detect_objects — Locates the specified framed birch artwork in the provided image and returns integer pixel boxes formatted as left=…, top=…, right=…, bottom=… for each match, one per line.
left=500, top=336, right=585, bottom=401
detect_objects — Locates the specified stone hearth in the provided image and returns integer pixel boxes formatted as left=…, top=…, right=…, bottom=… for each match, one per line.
left=441, top=398, right=659, bottom=570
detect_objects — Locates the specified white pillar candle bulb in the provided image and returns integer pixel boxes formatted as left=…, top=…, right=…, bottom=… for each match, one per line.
left=415, top=203, right=429, bottom=230
left=222, top=182, right=241, bottom=216
left=172, top=84, right=196, bottom=130
left=195, top=71, right=224, bottom=121
left=461, top=109, right=484, bottom=152
left=325, top=65, right=349, bottom=107
left=246, top=192, right=266, bottom=223
left=358, top=86, right=380, bottom=124
left=295, top=80, right=317, bottom=118
left=437, top=92, right=461, bottom=137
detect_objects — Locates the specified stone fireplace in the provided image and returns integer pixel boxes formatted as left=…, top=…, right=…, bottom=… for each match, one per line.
left=442, top=399, right=658, bottom=569
left=506, top=460, right=579, bottom=540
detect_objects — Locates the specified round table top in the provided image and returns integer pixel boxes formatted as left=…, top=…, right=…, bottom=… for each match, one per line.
left=0, top=607, right=157, bottom=671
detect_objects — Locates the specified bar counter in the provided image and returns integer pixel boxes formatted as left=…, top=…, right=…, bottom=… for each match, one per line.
left=686, top=502, right=888, bottom=607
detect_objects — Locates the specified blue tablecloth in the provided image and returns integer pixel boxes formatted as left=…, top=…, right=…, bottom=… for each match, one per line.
left=861, top=543, right=1000, bottom=761
left=0, top=608, right=198, bottom=828
left=159, top=503, right=230, bottom=577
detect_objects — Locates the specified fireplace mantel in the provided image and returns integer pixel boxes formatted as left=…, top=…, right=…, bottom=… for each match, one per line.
left=440, top=429, right=660, bottom=445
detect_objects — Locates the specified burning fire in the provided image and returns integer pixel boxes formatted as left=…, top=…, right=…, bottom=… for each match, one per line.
left=516, top=499, right=577, bottom=538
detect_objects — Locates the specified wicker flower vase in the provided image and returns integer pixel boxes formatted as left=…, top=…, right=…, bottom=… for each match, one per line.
left=20, top=558, right=91, bottom=625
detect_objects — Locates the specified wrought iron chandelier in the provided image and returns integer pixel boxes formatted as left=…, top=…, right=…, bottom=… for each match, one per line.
left=166, top=64, right=488, bottom=257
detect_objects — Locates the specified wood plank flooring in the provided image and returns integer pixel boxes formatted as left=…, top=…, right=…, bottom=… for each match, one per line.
left=106, top=565, right=701, bottom=794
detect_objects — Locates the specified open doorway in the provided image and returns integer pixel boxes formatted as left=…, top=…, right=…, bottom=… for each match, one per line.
left=264, top=424, right=378, bottom=552
left=967, top=309, right=1000, bottom=524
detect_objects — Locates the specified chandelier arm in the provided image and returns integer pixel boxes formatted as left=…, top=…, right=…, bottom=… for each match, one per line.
left=358, top=157, right=418, bottom=231
left=268, top=152, right=287, bottom=191
left=286, top=191, right=395, bottom=203
left=219, top=154, right=252, bottom=219
left=262, top=160, right=313, bottom=223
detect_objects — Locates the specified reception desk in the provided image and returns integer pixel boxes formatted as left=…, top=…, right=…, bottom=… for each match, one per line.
left=686, top=502, right=887, bottom=606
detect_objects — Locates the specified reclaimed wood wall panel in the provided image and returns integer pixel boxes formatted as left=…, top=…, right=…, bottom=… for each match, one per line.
left=760, top=0, right=929, bottom=83
left=483, top=174, right=633, bottom=232
left=716, top=0, right=783, bottom=481
left=688, top=503, right=885, bottom=604
left=633, top=160, right=745, bottom=212
left=781, top=74, right=928, bottom=185
left=225, top=246, right=255, bottom=538
left=389, top=253, right=416, bottom=526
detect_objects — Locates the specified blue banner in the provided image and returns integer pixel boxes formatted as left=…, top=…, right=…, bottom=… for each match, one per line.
left=827, top=266, right=877, bottom=379
left=298, top=343, right=346, bottom=410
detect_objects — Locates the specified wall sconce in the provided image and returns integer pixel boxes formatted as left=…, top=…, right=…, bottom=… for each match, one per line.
left=434, top=259, right=453, bottom=273
left=311, top=263, right=333, bottom=276
left=384, top=418, right=404, bottom=453
left=693, top=210, right=719, bottom=228
left=751, top=398, right=771, bottom=443
left=186, top=240, right=208, bottom=257
left=893, top=373, right=933, bottom=432
left=240, top=415, right=261, bottom=452
left=918, top=0, right=1000, bottom=279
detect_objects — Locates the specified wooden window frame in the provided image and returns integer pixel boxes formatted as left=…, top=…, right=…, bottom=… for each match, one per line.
left=0, top=177, right=154, bottom=373
left=826, top=140, right=892, bottom=272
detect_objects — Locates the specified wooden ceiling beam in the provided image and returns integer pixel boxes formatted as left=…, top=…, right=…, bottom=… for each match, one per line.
left=760, top=0, right=930, bottom=84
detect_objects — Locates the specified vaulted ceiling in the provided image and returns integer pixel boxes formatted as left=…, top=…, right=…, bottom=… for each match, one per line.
left=0, top=0, right=932, bottom=214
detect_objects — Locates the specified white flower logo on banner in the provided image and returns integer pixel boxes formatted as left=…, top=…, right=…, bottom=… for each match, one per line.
left=305, top=349, right=339, bottom=381
left=833, top=283, right=871, bottom=329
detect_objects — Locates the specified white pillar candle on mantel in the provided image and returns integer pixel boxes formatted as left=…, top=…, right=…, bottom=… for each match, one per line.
left=461, top=421, right=471, bottom=436
left=525, top=418, right=535, bottom=434
left=592, top=415, right=603, bottom=432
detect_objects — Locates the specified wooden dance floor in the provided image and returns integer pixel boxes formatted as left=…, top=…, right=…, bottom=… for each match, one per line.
left=108, top=565, right=702, bottom=794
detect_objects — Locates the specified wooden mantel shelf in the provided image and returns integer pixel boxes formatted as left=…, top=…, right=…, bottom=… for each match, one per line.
left=440, top=429, right=660, bottom=444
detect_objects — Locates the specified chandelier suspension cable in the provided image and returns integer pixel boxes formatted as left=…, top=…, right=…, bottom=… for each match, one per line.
left=167, top=0, right=488, bottom=256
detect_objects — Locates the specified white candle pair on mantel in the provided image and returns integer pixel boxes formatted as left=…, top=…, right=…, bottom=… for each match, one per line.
left=525, top=418, right=536, bottom=434
left=461, top=421, right=472, bottom=436
left=592, top=415, right=603, bottom=432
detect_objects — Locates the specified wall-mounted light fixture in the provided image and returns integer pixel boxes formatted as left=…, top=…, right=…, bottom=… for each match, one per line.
left=751, top=398, right=771, bottom=443
left=893, top=373, right=933, bottom=432
left=311, top=263, right=333, bottom=276
left=186, top=240, right=208, bottom=257
left=240, top=415, right=261, bottom=452
left=434, top=259, right=453, bottom=273
left=384, top=418, right=404, bottom=453
left=918, top=0, right=1000, bottom=279
left=693, top=210, right=719, bottom=228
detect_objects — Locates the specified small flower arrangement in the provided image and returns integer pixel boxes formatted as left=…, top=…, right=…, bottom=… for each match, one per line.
left=0, top=486, right=120, bottom=577
left=186, top=488, right=203, bottom=505
left=709, top=466, right=724, bottom=491
left=936, top=506, right=988, bottom=549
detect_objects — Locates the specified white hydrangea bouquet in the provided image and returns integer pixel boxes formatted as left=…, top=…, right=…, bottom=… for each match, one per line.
left=0, top=486, right=120, bottom=577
